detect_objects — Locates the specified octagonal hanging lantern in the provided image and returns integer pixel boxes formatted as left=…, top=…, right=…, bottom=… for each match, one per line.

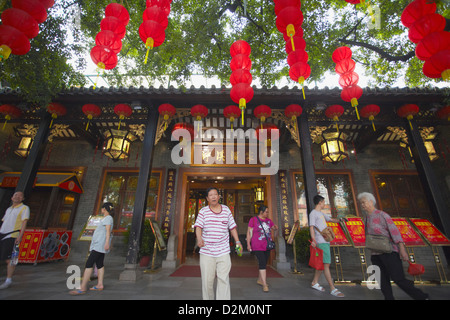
left=320, top=131, right=348, bottom=163
left=103, top=128, right=137, bottom=161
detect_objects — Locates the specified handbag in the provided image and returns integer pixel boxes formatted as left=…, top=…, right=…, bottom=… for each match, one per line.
left=256, top=217, right=276, bottom=251
left=314, top=225, right=335, bottom=243
left=407, top=261, right=425, bottom=276
left=308, top=242, right=324, bottom=270
left=365, top=234, right=392, bottom=253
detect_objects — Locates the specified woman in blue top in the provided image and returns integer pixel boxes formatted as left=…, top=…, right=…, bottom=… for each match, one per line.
left=70, top=202, right=113, bottom=295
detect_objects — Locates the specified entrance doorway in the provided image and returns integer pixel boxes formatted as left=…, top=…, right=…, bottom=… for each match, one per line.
left=181, top=175, right=269, bottom=265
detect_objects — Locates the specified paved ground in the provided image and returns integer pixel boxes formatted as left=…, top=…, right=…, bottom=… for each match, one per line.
left=0, top=254, right=449, bottom=302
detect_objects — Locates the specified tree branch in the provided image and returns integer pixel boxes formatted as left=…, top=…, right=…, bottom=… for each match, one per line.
left=338, top=39, right=415, bottom=62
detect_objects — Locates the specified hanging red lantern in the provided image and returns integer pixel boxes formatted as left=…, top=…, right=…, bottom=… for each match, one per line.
left=12, top=0, right=47, bottom=24
left=146, top=0, right=172, bottom=15
left=415, top=31, right=450, bottom=61
left=90, top=45, right=118, bottom=71
left=325, top=104, right=344, bottom=132
left=230, top=54, right=252, bottom=71
left=139, top=20, right=166, bottom=64
left=285, top=36, right=306, bottom=54
left=230, top=83, right=254, bottom=125
left=332, top=46, right=352, bottom=63
left=254, top=105, right=272, bottom=128
left=105, top=3, right=130, bottom=27
left=1, top=8, right=39, bottom=39
left=230, top=39, right=251, bottom=57
left=344, top=0, right=361, bottom=4
left=158, top=103, right=176, bottom=130
left=273, top=0, right=301, bottom=15
left=82, top=103, right=102, bottom=131
left=256, top=123, right=279, bottom=146
left=284, top=103, right=302, bottom=128
left=360, top=104, right=380, bottom=131
left=401, top=0, right=437, bottom=28
left=338, top=71, right=359, bottom=88
left=230, top=69, right=252, bottom=86
left=436, top=105, right=450, bottom=121
left=114, top=103, right=133, bottom=130
left=422, top=49, right=450, bottom=81
left=289, top=61, right=311, bottom=99
left=46, top=102, right=66, bottom=128
left=335, top=58, right=356, bottom=75
left=287, top=49, right=308, bottom=66
left=143, top=6, right=169, bottom=29
left=0, top=25, right=30, bottom=57
left=223, top=105, right=241, bottom=130
left=100, top=16, right=126, bottom=39
left=95, top=30, right=122, bottom=54
left=171, top=122, right=194, bottom=143
left=276, top=6, right=303, bottom=52
left=0, top=104, right=21, bottom=130
left=341, top=85, right=363, bottom=119
left=397, top=104, right=419, bottom=131
left=190, top=104, right=208, bottom=122
left=408, top=13, right=446, bottom=44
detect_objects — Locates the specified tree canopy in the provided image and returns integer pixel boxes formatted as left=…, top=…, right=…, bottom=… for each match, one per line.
left=0, top=0, right=448, bottom=106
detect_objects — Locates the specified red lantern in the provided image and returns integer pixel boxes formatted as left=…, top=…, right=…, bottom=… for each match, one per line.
left=230, top=69, right=252, bottom=86
left=289, top=62, right=311, bottom=99
left=274, top=0, right=301, bottom=15
left=190, top=104, right=208, bottom=122
left=105, top=3, right=130, bottom=26
left=338, top=71, right=359, bottom=88
left=1, top=8, right=39, bottom=39
left=46, top=102, right=66, bottom=128
left=0, top=104, right=21, bottom=130
left=436, top=105, right=450, bottom=121
left=171, top=122, right=194, bottom=144
left=143, top=6, right=169, bottom=29
left=95, top=30, right=122, bottom=54
left=230, top=54, right=252, bottom=71
left=90, top=45, right=118, bottom=70
left=230, top=83, right=254, bottom=124
left=344, top=0, right=361, bottom=4
left=287, top=49, right=308, bottom=66
left=422, top=49, right=450, bottom=81
left=82, top=104, right=102, bottom=130
left=284, top=103, right=302, bottom=128
left=256, top=123, right=279, bottom=146
left=360, top=104, right=380, bottom=131
left=146, top=0, right=172, bottom=15
left=276, top=6, right=303, bottom=51
left=139, top=20, right=165, bottom=64
left=325, top=104, right=344, bottom=132
left=12, top=0, right=47, bottom=24
left=397, top=104, right=419, bottom=130
left=158, top=103, right=176, bottom=130
left=341, top=85, right=363, bottom=119
left=285, top=36, right=306, bottom=54
left=223, top=105, right=241, bottom=129
left=114, top=103, right=133, bottom=130
left=415, top=31, right=450, bottom=61
left=401, top=0, right=437, bottom=28
left=408, top=13, right=446, bottom=44
left=335, top=58, right=356, bottom=75
left=0, top=25, right=30, bottom=57
left=100, top=16, right=126, bottom=39
left=332, top=46, right=352, bottom=63
left=254, top=105, right=272, bottom=128
left=230, top=40, right=251, bottom=57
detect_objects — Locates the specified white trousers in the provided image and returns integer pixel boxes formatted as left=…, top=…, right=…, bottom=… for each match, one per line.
left=199, top=253, right=231, bottom=300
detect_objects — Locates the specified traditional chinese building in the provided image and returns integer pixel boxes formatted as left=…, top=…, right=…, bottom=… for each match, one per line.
left=0, top=85, right=449, bottom=280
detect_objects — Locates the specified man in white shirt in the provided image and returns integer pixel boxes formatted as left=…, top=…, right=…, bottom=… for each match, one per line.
left=0, top=191, right=30, bottom=289
left=194, top=187, right=242, bottom=300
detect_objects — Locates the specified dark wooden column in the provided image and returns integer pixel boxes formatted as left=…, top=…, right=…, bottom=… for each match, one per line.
left=16, top=113, right=52, bottom=198
left=297, top=112, right=316, bottom=216
left=121, top=106, right=158, bottom=280
left=406, top=119, right=450, bottom=264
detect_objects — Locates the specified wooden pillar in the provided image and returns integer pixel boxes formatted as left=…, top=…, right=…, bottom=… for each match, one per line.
left=406, top=119, right=450, bottom=264
left=120, top=106, right=158, bottom=281
left=16, top=113, right=51, bottom=198
left=297, top=112, right=316, bottom=216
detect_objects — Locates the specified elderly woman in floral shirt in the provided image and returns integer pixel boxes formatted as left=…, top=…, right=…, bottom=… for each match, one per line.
left=358, top=192, right=428, bottom=300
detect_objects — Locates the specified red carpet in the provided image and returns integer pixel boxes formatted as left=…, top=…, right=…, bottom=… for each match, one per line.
left=170, top=265, right=283, bottom=278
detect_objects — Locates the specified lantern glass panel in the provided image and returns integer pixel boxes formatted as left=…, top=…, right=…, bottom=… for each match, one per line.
left=15, top=137, right=33, bottom=158
left=424, top=141, right=438, bottom=161
left=320, top=132, right=348, bottom=163
left=103, top=129, right=136, bottom=160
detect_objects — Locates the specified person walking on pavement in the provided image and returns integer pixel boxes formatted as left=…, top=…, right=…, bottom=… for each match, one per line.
left=0, top=191, right=30, bottom=289
left=194, top=187, right=242, bottom=300
left=309, top=195, right=345, bottom=298
left=358, top=192, right=429, bottom=300
left=70, top=202, right=113, bottom=295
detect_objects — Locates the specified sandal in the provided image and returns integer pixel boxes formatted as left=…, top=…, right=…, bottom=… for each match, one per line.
left=330, top=288, right=345, bottom=298
left=90, top=286, right=104, bottom=291
left=263, top=285, right=269, bottom=293
left=311, top=283, right=325, bottom=292
left=69, top=289, right=86, bottom=295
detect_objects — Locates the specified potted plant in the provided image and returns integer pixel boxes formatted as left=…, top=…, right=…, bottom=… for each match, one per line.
left=124, top=219, right=155, bottom=267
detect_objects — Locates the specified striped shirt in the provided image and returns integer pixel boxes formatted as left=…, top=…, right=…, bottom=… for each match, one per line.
left=194, top=205, right=237, bottom=257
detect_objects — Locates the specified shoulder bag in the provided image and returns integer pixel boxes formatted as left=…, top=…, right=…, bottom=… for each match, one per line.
left=364, top=215, right=392, bottom=253
left=257, top=217, right=276, bottom=251
left=314, top=225, right=335, bottom=243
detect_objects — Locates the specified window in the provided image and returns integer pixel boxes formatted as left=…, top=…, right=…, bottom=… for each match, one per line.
left=99, top=170, right=162, bottom=231
left=371, top=171, right=432, bottom=219
left=293, top=171, right=358, bottom=227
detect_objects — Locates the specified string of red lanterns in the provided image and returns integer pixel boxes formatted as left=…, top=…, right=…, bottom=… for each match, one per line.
left=90, top=3, right=129, bottom=89
left=229, top=40, right=254, bottom=126
left=139, top=0, right=172, bottom=64
left=332, top=46, right=363, bottom=120
left=274, top=0, right=310, bottom=100
left=0, top=0, right=54, bottom=61
left=401, top=0, right=450, bottom=82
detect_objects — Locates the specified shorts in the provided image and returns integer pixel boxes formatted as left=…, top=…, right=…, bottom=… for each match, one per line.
left=317, top=243, right=331, bottom=264
left=85, top=250, right=105, bottom=269
left=0, top=237, right=15, bottom=261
